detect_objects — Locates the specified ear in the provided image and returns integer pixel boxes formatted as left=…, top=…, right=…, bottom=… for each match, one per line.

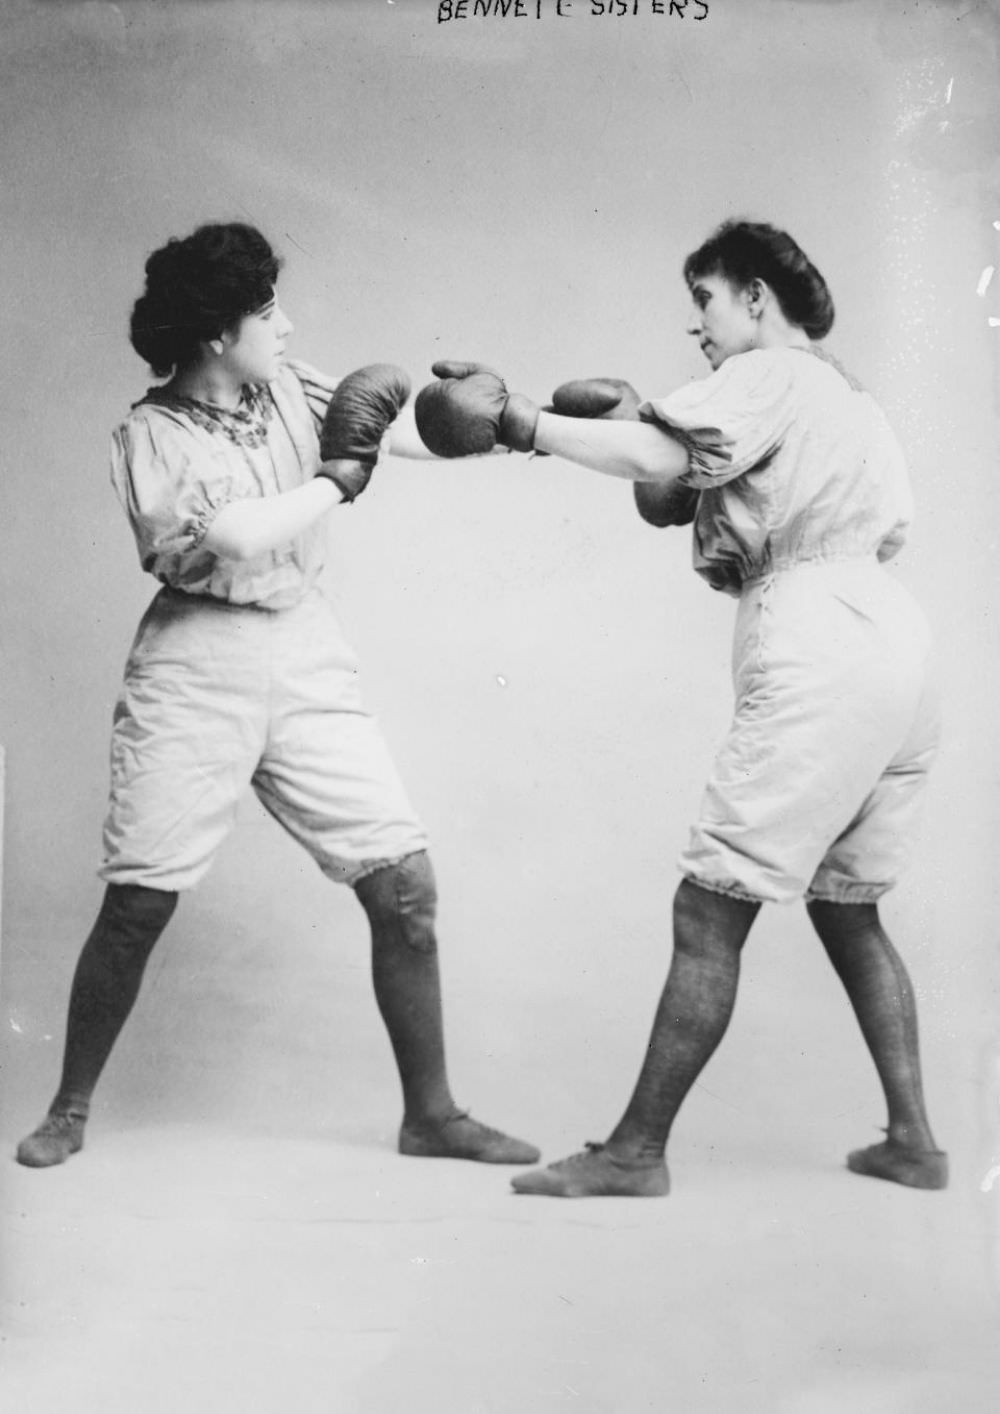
left=745, top=279, right=770, bottom=319
left=209, top=338, right=225, bottom=357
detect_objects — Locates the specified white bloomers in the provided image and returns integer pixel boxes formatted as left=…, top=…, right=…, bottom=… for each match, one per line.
left=100, top=587, right=428, bottom=891
left=680, top=558, right=940, bottom=905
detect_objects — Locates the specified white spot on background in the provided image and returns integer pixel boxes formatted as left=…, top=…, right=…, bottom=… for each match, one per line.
left=976, top=267, right=995, bottom=297
left=496, top=675, right=508, bottom=688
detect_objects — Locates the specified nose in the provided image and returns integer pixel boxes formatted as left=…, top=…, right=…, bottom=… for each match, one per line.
left=686, top=307, right=702, bottom=337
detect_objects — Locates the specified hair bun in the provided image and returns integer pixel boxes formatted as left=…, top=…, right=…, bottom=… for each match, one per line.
left=128, top=223, right=281, bottom=378
left=684, top=220, right=834, bottom=340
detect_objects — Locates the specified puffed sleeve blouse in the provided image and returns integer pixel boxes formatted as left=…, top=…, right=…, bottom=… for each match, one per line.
left=110, top=360, right=340, bottom=611
left=639, top=347, right=914, bottom=596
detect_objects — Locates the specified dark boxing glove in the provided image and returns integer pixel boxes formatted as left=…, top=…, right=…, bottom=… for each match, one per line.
left=550, top=377, right=697, bottom=526
left=315, top=363, right=411, bottom=503
left=414, top=360, right=539, bottom=458
left=525, top=376, right=644, bottom=458
left=548, top=377, right=643, bottom=422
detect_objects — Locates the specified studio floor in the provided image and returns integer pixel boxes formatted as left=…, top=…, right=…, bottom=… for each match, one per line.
left=3, top=844, right=998, bottom=1413
left=3, top=1105, right=998, bottom=1412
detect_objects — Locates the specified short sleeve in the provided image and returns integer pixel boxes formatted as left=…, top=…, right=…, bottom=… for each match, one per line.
left=284, top=359, right=340, bottom=437
left=639, top=350, right=796, bottom=490
left=110, top=412, right=244, bottom=570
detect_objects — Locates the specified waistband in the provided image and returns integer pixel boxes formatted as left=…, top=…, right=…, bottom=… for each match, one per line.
left=740, top=554, right=881, bottom=592
left=157, top=584, right=311, bottom=615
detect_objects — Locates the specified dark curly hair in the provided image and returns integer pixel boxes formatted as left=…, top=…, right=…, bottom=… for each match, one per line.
left=683, top=220, right=834, bottom=340
left=129, top=222, right=283, bottom=377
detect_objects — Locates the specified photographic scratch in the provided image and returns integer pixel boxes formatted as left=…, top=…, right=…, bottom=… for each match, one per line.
left=979, top=1162, right=1000, bottom=1193
left=672, top=64, right=694, bottom=106
left=284, top=232, right=313, bottom=258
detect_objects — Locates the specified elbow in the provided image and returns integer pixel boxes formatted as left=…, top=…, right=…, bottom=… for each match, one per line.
left=222, top=536, right=260, bottom=563
left=227, top=530, right=270, bottom=562
left=630, top=429, right=691, bottom=486
left=200, top=521, right=261, bottom=563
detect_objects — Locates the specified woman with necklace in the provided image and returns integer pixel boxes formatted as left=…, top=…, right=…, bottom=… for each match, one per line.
left=17, top=221, right=538, bottom=1172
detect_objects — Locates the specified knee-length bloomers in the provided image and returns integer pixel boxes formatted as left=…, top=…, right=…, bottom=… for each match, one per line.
left=101, top=361, right=427, bottom=892
left=640, top=347, right=940, bottom=905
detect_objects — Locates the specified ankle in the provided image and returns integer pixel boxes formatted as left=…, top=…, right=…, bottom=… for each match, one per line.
left=885, top=1121, right=937, bottom=1152
left=605, top=1128, right=667, bottom=1164
left=402, top=1100, right=461, bottom=1131
left=52, top=1096, right=90, bottom=1121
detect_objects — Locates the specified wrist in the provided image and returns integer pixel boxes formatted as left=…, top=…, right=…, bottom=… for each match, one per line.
left=500, top=393, right=539, bottom=453
left=315, top=459, right=371, bottom=502
left=315, top=458, right=373, bottom=479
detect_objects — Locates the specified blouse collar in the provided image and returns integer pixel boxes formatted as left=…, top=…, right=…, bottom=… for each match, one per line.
left=136, top=381, right=275, bottom=448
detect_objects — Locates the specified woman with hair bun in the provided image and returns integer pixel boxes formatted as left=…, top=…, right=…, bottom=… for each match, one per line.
left=16, top=220, right=538, bottom=1172
left=416, top=219, right=946, bottom=1198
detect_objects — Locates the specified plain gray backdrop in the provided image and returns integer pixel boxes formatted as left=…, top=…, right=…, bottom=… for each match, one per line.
left=1, top=1, right=998, bottom=1409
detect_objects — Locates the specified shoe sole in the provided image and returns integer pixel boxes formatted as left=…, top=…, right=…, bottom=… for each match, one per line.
left=399, top=1136, right=541, bottom=1164
left=511, top=1167, right=670, bottom=1198
left=15, top=1140, right=83, bottom=1169
left=846, top=1145, right=948, bottom=1191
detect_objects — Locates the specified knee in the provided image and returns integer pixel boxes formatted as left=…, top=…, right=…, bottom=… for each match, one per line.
left=80, top=885, right=178, bottom=979
left=102, top=883, right=179, bottom=927
left=672, top=878, right=760, bottom=955
left=807, top=898, right=880, bottom=944
left=95, top=884, right=179, bottom=947
left=354, top=851, right=438, bottom=954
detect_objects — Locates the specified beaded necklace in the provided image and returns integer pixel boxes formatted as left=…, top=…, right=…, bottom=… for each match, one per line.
left=137, top=382, right=275, bottom=449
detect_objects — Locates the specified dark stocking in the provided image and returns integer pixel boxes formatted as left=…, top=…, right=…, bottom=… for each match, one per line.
left=52, top=883, right=178, bottom=1117
left=807, top=899, right=937, bottom=1150
left=354, top=851, right=455, bottom=1126
left=607, top=878, right=761, bottom=1160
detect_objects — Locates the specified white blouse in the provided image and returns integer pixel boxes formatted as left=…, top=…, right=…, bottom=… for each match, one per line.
left=110, top=360, right=338, bottom=611
left=640, top=347, right=913, bottom=596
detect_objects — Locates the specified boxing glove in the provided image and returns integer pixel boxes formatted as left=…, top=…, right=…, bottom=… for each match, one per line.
left=316, top=363, right=411, bottom=502
left=415, top=360, right=538, bottom=458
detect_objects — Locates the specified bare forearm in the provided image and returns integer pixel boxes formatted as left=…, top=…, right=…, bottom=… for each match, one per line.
left=388, top=402, right=436, bottom=459
left=532, top=412, right=690, bottom=484
left=202, top=477, right=339, bottom=561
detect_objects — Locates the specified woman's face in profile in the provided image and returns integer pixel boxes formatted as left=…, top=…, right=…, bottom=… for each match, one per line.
left=686, top=273, right=756, bottom=370
left=222, top=291, right=294, bottom=384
